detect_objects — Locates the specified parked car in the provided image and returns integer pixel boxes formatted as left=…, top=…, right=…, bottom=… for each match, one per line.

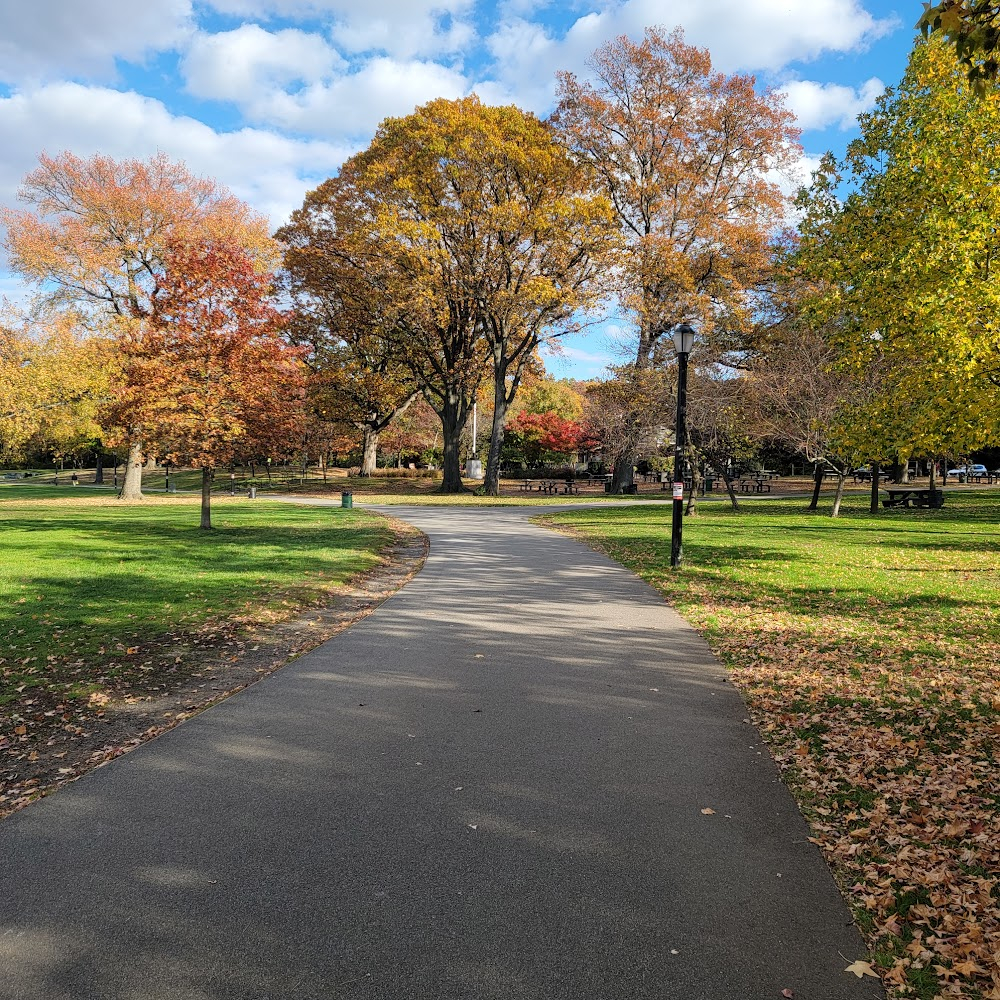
left=852, top=467, right=888, bottom=482
left=946, top=464, right=988, bottom=477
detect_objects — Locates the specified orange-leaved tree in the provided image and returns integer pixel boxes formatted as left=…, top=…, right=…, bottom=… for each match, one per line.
left=106, top=240, right=305, bottom=529
left=280, top=96, right=617, bottom=494
left=1, top=151, right=279, bottom=499
left=553, top=26, right=800, bottom=492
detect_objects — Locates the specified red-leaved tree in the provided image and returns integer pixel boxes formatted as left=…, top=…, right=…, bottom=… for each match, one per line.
left=508, top=410, right=592, bottom=466
left=106, top=240, right=305, bottom=528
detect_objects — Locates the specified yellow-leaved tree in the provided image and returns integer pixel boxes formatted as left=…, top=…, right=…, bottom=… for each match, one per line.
left=795, top=34, right=1000, bottom=466
left=0, top=304, right=107, bottom=465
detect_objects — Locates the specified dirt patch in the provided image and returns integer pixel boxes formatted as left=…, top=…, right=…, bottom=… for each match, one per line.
left=0, top=518, right=427, bottom=821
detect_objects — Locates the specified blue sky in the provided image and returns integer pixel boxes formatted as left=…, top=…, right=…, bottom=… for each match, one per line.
left=0, top=0, right=919, bottom=377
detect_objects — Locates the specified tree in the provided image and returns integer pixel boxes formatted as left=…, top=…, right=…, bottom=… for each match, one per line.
left=378, top=396, right=441, bottom=468
left=280, top=96, right=616, bottom=494
left=684, top=373, right=757, bottom=512
left=0, top=304, right=107, bottom=464
left=514, top=373, right=586, bottom=422
left=2, top=151, right=278, bottom=499
left=278, top=143, right=486, bottom=493
left=583, top=366, right=674, bottom=478
left=505, top=410, right=592, bottom=467
left=918, top=1, right=1000, bottom=93
left=105, top=240, right=305, bottom=529
left=554, top=26, right=800, bottom=492
left=282, top=308, right=419, bottom=477
left=742, top=321, right=871, bottom=516
left=794, top=35, right=1000, bottom=467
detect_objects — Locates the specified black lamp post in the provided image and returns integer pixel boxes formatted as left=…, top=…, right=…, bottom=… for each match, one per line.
left=670, top=323, right=696, bottom=569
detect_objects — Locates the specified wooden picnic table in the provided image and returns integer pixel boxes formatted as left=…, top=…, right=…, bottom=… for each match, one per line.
left=881, top=487, right=944, bottom=509
left=518, top=479, right=561, bottom=493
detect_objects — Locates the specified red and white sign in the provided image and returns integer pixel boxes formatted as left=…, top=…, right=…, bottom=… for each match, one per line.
left=672, top=483, right=684, bottom=500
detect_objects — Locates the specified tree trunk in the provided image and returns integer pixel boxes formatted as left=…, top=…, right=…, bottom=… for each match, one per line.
left=720, top=470, right=741, bottom=511
left=438, top=393, right=470, bottom=493
left=830, top=471, right=847, bottom=517
left=929, top=460, right=937, bottom=492
left=808, top=462, right=823, bottom=511
left=118, top=440, right=144, bottom=500
left=685, top=461, right=702, bottom=515
left=200, top=467, right=213, bottom=530
left=94, top=452, right=104, bottom=485
left=610, top=449, right=636, bottom=494
left=482, top=379, right=509, bottom=496
left=870, top=461, right=880, bottom=514
left=359, top=425, right=379, bottom=477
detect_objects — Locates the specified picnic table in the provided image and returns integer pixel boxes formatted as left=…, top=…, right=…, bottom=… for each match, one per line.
left=881, top=487, right=944, bottom=509
left=738, top=477, right=771, bottom=493
left=517, top=478, right=563, bottom=494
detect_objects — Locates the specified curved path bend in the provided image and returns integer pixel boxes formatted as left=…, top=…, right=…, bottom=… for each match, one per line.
left=0, top=504, right=881, bottom=1000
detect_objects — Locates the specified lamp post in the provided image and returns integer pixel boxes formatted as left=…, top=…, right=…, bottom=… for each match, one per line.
left=670, top=323, right=696, bottom=569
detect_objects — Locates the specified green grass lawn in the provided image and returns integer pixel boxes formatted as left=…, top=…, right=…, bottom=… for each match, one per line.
left=0, top=484, right=393, bottom=704
left=546, top=491, right=1000, bottom=1000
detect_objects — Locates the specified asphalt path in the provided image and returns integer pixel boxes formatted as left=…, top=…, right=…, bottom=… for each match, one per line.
left=0, top=503, right=882, bottom=1000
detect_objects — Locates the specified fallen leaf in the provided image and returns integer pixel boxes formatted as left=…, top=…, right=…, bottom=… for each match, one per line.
left=701, top=807, right=716, bottom=815
left=844, top=960, right=879, bottom=979
left=782, top=990, right=794, bottom=998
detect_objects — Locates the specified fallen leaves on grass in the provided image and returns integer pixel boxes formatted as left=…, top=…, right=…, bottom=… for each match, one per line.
left=715, top=616, right=1000, bottom=999
left=552, top=507, right=1000, bottom=1000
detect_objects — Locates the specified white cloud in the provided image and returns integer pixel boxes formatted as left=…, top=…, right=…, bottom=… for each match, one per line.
left=607, top=0, right=898, bottom=73
left=0, top=0, right=193, bottom=84
left=204, top=0, right=477, bottom=59
left=482, top=17, right=559, bottom=110
left=182, top=25, right=344, bottom=104
left=0, top=84, right=349, bottom=229
left=542, top=339, right=616, bottom=379
left=198, top=55, right=470, bottom=138
left=475, top=0, right=898, bottom=121
left=780, top=77, right=885, bottom=131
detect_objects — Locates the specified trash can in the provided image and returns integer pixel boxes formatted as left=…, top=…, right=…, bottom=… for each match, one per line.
left=247, top=486, right=257, bottom=499
left=604, top=481, right=612, bottom=493
left=341, top=491, right=353, bottom=509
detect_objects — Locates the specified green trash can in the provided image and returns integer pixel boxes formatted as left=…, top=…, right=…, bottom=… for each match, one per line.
left=341, top=491, right=353, bottom=509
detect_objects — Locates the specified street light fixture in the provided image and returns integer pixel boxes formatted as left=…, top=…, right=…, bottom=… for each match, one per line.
left=670, top=323, right=696, bottom=569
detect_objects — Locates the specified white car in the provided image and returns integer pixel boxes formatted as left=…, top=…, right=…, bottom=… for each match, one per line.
left=946, top=464, right=988, bottom=477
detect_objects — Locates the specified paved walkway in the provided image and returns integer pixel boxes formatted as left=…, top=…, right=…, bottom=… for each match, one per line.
left=0, top=505, right=881, bottom=1000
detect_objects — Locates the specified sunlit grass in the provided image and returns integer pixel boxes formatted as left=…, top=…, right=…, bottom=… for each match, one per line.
left=0, top=485, right=392, bottom=703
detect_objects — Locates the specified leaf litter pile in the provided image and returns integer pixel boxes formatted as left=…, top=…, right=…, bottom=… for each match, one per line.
left=551, top=493, right=1000, bottom=1000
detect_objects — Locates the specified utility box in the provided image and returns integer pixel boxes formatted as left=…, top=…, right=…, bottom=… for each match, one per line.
left=466, top=458, right=483, bottom=480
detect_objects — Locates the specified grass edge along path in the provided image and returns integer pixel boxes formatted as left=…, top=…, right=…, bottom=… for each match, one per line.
left=544, top=494, right=1000, bottom=1000
left=0, top=488, right=425, bottom=819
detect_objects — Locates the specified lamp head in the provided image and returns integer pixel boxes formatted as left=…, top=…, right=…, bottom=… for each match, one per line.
left=671, top=323, right=696, bottom=356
